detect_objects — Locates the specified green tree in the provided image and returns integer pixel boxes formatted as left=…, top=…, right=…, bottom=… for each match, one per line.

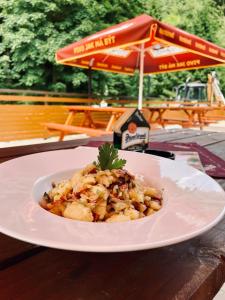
left=0, top=0, right=144, bottom=93
left=144, top=0, right=225, bottom=97
left=0, top=0, right=225, bottom=98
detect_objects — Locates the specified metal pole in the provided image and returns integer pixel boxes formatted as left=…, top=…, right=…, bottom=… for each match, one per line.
left=138, top=43, right=145, bottom=110
left=88, top=67, right=92, bottom=99
left=88, top=58, right=94, bottom=99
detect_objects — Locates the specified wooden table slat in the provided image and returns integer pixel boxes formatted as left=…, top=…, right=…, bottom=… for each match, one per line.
left=163, top=132, right=225, bottom=146
left=151, top=130, right=221, bottom=144
left=0, top=233, right=224, bottom=300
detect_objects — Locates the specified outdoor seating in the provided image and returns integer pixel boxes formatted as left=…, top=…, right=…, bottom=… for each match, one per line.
left=0, top=95, right=124, bottom=141
left=1, top=6, right=225, bottom=300
left=1, top=92, right=224, bottom=142
left=147, top=106, right=215, bottom=129
left=44, top=106, right=155, bottom=141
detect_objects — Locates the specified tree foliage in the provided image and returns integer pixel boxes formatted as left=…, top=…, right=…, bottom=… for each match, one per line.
left=0, top=0, right=225, bottom=98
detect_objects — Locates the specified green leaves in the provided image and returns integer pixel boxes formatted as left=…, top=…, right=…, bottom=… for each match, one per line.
left=0, top=0, right=225, bottom=96
left=0, top=0, right=145, bottom=92
left=95, top=143, right=126, bottom=171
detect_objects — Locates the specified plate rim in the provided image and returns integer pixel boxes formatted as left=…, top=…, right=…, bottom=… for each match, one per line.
left=0, top=146, right=225, bottom=252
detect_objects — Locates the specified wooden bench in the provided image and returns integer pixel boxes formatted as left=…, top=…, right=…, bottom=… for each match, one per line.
left=161, top=118, right=191, bottom=127
left=0, top=94, right=114, bottom=141
left=0, top=104, right=70, bottom=141
left=44, top=123, right=112, bottom=140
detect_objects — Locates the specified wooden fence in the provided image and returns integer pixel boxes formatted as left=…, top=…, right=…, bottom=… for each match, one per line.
left=0, top=90, right=223, bottom=142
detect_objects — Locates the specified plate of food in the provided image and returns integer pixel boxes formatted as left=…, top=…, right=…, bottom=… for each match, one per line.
left=0, top=144, right=224, bottom=252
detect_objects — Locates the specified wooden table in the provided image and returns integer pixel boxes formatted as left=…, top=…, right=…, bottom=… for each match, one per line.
left=66, top=106, right=214, bottom=131
left=45, top=106, right=126, bottom=141
left=1, top=129, right=225, bottom=300
left=45, top=106, right=153, bottom=141
left=148, top=106, right=215, bottom=129
left=66, top=105, right=126, bottom=130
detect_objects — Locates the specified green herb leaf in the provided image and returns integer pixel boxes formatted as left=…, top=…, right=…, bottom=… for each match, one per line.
left=95, top=143, right=126, bottom=170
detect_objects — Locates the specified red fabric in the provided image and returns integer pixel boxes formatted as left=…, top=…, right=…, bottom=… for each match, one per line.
left=56, top=14, right=225, bottom=75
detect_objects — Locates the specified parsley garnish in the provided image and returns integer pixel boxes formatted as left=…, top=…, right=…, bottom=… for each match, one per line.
left=95, top=143, right=126, bottom=170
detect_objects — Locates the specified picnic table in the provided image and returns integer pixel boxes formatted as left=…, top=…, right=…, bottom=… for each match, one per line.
left=45, top=106, right=127, bottom=141
left=1, top=128, right=225, bottom=300
left=44, top=105, right=222, bottom=142
left=147, top=106, right=216, bottom=129
left=67, top=106, right=127, bottom=129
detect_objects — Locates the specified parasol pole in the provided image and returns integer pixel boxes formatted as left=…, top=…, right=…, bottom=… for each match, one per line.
left=138, top=43, right=145, bottom=110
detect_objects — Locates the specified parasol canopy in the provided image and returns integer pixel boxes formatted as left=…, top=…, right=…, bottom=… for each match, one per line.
left=56, top=14, right=225, bottom=109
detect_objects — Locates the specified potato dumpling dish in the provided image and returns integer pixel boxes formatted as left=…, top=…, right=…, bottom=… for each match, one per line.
left=40, top=144, right=162, bottom=222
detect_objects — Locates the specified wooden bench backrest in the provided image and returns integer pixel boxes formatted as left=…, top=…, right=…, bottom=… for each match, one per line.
left=0, top=105, right=69, bottom=141
left=0, top=94, right=137, bottom=142
left=0, top=107, right=114, bottom=141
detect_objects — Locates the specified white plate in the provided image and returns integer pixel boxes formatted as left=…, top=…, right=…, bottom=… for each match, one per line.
left=0, top=146, right=225, bottom=252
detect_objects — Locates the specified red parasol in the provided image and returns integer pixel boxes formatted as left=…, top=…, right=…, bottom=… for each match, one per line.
left=56, top=14, right=225, bottom=109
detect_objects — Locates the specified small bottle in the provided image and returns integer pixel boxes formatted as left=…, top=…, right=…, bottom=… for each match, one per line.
left=113, top=108, right=150, bottom=152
